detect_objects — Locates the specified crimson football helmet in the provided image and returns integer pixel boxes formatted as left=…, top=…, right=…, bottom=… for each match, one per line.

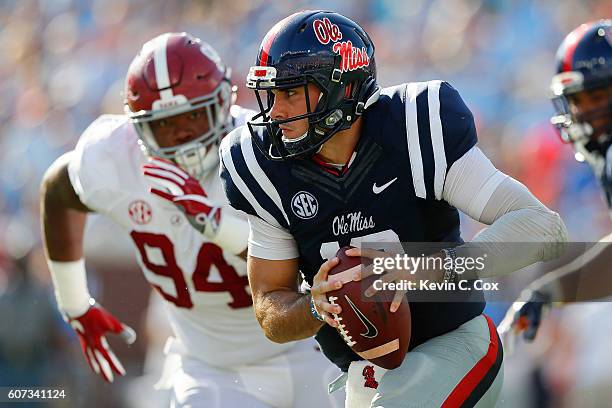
left=550, top=20, right=612, bottom=164
left=246, top=11, right=379, bottom=160
left=124, top=32, right=233, bottom=178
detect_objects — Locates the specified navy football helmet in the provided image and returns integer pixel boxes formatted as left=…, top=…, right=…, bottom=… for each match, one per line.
left=246, top=10, right=380, bottom=160
left=550, top=20, right=612, bottom=162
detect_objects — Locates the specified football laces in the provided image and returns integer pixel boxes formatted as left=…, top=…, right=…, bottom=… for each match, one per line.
left=329, top=295, right=356, bottom=347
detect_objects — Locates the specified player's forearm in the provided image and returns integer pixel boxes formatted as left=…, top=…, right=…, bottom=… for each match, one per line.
left=444, top=148, right=568, bottom=278
left=41, top=154, right=94, bottom=315
left=41, top=203, right=92, bottom=315
left=530, top=234, right=612, bottom=301
left=254, top=290, right=323, bottom=343
left=458, top=206, right=568, bottom=279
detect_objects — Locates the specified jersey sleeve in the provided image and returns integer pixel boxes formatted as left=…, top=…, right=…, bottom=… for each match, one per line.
left=247, top=215, right=299, bottom=260
left=438, top=81, right=477, bottom=168
left=219, top=129, right=260, bottom=218
left=67, top=115, right=126, bottom=214
left=405, top=81, right=478, bottom=200
left=219, top=126, right=298, bottom=259
left=219, top=126, right=291, bottom=227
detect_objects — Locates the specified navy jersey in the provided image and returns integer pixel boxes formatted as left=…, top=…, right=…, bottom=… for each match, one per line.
left=602, top=145, right=612, bottom=212
left=220, top=81, right=486, bottom=371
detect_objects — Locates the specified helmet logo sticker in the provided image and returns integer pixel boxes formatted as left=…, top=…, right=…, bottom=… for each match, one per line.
left=333, top=41, right=370, bottom=72
left=313, top=17, right=343, bottom=45
left=312, top=17, right=369, bottom=73
left=129, top=200, right=153, bottom=225
left=291, top=191, right=318, bottom=219
left=152, top=94, right=188, bottom=111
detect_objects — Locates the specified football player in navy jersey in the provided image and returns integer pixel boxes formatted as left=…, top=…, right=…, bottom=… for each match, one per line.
left=500, top=20, right=612, bottom=343
left=219, top=10, right=568, bottom=407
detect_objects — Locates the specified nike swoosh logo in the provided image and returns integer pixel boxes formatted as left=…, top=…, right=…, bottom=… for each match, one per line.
left=344, top=295, right=378, bottom=338
left=372, top=177, right=398, bottom=194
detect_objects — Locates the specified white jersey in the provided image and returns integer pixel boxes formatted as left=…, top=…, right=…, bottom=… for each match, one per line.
left=68, top=107, right=292, bottom=367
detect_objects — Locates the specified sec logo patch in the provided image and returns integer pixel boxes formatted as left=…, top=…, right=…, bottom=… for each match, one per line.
left=291, top=191, right=318, bottom=219
left=129, top=200, right=152, bottom=225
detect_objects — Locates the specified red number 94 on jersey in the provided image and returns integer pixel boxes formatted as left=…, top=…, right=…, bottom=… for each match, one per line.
left=130, top=231, right=251, bottom=309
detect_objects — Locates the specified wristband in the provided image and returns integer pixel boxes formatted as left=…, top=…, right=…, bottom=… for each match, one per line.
left=47, top=258, right=93, bottom=317
left=309, top=294, right=324, bottom=322
left=441, top=248, right=458, bottom=284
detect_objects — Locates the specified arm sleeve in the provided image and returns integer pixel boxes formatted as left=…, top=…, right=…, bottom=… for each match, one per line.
left=443, top=146, right=569, bottom=278
left=247, top=215, right=299, bottom=260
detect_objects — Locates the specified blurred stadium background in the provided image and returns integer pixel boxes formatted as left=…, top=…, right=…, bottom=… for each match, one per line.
left=1, top=0, right=611, bottom=407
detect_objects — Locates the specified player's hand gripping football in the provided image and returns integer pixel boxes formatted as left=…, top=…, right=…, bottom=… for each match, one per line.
left=346, top=247, right=420, bottom=313
left=142, top=157, right=222, bottom=235
left=497, top=288, right=552, bottom=353
left=66, top=303, right=136, bottom=383
left=310, top=256, right=343, bottom=327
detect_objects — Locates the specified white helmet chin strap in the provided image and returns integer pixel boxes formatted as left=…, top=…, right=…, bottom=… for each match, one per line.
left=281, top=131, right=309, bottom=145
left=175, top=143, right=220, bottom=180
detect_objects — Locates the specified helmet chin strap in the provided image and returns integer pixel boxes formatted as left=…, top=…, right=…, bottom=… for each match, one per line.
left=175, top=143, right=220, bottom=180
left=574, top=140, right=606, bottom=178
left=281, top=131, right=309, bottom=145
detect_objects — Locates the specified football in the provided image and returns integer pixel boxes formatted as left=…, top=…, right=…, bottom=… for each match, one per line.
left=326, top=246, right=411, bottom=370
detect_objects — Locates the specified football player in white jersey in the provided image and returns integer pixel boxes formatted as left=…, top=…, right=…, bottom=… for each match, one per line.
left=40, top=32, right=342, bottom=408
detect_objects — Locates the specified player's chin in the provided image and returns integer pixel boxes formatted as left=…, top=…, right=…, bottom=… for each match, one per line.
left=280, top=128, right=298, bottom=139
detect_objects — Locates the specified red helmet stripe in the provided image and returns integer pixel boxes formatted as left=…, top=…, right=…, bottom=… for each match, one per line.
left=562, top=23, right=593, bottom=72
left=259, top=12, right=302, bottom=66
left=260, top=32, right=275, bottom=67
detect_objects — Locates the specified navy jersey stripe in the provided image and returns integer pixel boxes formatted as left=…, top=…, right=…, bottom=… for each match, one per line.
left=221, top=142, right=279, bottom=227
left=427, top=80, right=447, bottom=199
left=416, top=83, right=435, bottom=200
left=408, top=81, right=478, bottom=201
left=239, top=131, right=291, bottom=225
left=229, top=140, right=289, bottom=229
left=219, top=156, right=258, bottom=218
left=404, top=82, right=429, bottom=198
left=220, top=130, right=288, bottom=229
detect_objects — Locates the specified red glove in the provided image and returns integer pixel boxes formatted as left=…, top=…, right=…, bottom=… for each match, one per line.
left=142, top=157, right=222, bottom=235
left=66, top=303, right=136, bottom=383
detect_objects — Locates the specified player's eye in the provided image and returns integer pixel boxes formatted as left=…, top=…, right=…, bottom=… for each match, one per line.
left=157, top=119, right=168, bottom=127
left=286, top=89, right=297, bottom=97
left=190, top=111, right=203, bottom=120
